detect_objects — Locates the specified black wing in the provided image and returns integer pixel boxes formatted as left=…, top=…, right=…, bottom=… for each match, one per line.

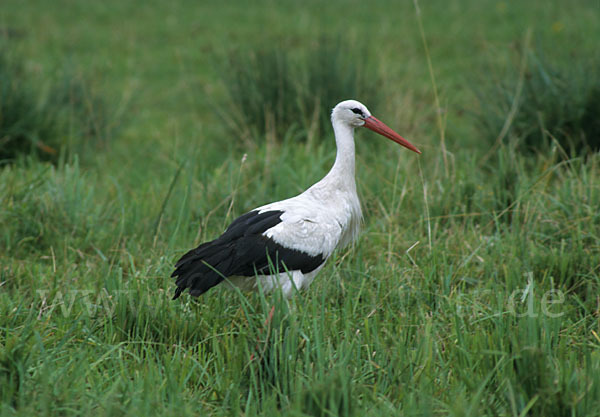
left=171, top=210, right=325, bottom=299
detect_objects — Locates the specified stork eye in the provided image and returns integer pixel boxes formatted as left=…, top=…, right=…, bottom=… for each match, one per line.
left=351, top=108, right=364, bottom=116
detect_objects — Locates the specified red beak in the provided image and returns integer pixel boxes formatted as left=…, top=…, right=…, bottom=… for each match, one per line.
left=363, top=116, right=421, bottom=154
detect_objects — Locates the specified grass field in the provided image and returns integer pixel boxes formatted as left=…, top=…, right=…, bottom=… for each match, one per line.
left=1, top=0, right=600, bottom=415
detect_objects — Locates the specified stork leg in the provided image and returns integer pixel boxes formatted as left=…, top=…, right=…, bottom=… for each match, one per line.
left=249, top=305, right=276, bottom=362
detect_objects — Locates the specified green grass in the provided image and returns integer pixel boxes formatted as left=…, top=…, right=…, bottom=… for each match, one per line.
left=1, top=0, right=600, bottom=415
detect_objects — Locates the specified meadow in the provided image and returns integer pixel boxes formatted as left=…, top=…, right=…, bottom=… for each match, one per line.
left=1, top=0, right=600, bottom=415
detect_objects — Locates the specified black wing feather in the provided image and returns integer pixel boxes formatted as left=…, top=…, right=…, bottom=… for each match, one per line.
left=171, top=210, right=326, bottom=299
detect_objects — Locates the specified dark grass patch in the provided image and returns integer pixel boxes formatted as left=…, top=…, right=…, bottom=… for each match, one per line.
left=474, top=48, right=600, bottom=156
left=0, top=48, right=116, bottom=163
left=218, top=36, right=381, bottom=145
left=0, top=51, right=57, bottom=161
left=296, top=368, right=356, bottom=417
left=47, top=66, right=115, bottom=151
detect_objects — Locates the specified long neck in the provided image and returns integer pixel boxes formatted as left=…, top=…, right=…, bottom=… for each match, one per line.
left=322, top=120, right=356, bottom=190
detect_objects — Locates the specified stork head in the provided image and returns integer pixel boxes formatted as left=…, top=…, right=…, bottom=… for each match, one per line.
left=331, top=99, right=372, bottom=127
left=331, top=99, right=421, bottom=154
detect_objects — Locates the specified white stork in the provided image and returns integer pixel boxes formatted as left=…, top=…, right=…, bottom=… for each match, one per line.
left=171, top=99, right=421, bottom=299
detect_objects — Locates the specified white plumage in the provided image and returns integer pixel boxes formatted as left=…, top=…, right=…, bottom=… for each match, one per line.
left=171, top=99, right=420, bottom=299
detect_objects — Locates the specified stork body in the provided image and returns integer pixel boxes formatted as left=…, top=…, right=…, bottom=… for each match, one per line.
left=171, top=100, right=420, bottom=299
